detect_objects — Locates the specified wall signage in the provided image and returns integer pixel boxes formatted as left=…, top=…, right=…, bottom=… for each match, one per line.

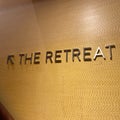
left=6, top=44, right=115, bottom=65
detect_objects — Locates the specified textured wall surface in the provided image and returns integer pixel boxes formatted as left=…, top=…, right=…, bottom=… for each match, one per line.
left=0, top=0, right=120, bottom=120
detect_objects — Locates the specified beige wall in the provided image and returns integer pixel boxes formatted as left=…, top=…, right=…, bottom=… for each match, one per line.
left=0, top=0, right=120, bottom=120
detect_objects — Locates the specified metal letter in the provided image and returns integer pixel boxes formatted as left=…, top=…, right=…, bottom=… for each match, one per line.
left=93, top=47, right=106, bottom=60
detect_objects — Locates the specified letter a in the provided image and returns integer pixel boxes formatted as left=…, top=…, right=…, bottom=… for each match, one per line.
left=93, top=47, right=106, bottom=60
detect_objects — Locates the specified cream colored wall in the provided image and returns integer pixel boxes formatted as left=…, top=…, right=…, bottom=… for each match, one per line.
left=0, top=0, right=120, bottom=120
